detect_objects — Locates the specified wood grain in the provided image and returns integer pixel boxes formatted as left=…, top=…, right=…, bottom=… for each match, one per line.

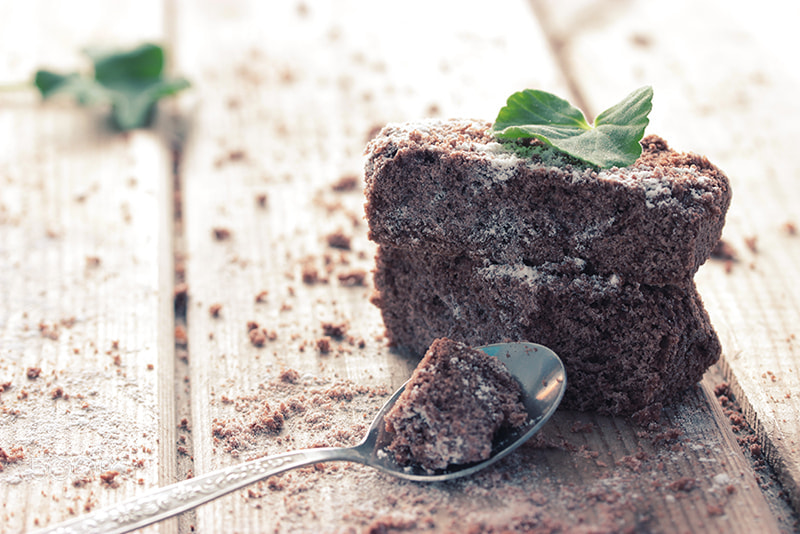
left=173, top=0, right=780, bottom=532
left=0, top=2, right=176, bottom=532
left=532, top=0, right=800, bottom=514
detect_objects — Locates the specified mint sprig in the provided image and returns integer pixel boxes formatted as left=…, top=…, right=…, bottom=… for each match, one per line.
left=492, top=86, right=653, bottom=168
left=34, top=43, right=190, bottom=131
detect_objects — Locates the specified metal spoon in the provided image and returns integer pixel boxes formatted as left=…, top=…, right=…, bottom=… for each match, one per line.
left=38, top=342, right=566, bottom=534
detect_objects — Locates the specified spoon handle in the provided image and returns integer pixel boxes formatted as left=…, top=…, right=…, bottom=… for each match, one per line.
left=36, top=446, right=362, bottom=534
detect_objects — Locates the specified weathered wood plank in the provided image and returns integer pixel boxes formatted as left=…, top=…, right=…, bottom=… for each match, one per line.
left=0, top=2, right=176, bottom=532
left=533, top=0, right=800, bottom=516
left=174, top=1, right=781, bottom=532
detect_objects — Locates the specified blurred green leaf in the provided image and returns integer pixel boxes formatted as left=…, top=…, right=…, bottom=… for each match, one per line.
left=34, top=43, right=190, bottom=130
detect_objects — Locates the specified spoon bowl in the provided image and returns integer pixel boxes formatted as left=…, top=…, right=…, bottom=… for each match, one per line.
left=38, top=342, right=566, bottom=534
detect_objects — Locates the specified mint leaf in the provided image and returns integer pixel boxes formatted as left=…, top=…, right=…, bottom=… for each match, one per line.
left=492, top=86, right=653, bottom=168
left=34, top=43, right=189, bottom=130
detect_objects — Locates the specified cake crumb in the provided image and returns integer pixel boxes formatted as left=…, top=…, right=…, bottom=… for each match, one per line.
left=331, top=174, right=360, bottom=192
left=337, top=269, right=367, bottom=287
left=99, top=470, right=120, bottom=488
left=321, top=321, right=348, bottom=338
left=710, top=238, right=737, bottom=261
left=316, top=338, right=331, bottom=354
left=326, top=230, right=351, bottom=250
left=279, top=369, right=300, bottom=384
left=0, top=446, right=24, bottom=470
left=213, top=227, right=232, bottom=241
left=667, top=476, right=696, bottom=492
left=744, top=236, right=758, bottom=254
left=248, top=322, right=268, bottom=347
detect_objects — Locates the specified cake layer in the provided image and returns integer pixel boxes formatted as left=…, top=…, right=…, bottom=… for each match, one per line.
left=384, top=337, right=527, bottom=472
left=364, top=119, right=731, bottom=285
left=371, top=246, right=721, bottom=415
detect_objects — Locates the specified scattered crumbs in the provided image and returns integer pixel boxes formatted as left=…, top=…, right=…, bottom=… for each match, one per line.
left=651, top=427, right=683, bottom=445
left=302, top=262, right=320, bottom=284
left=38, top=322, right=60, bottom=340
left=326, top=230, right=351, bottom=250
left=72, top=477, right=91, bottom=488
left=331, top=174, right=359, bottom=192
left=247, top=321, right=275, bottom=347
left=631, top=402, right=663, bottom=426
left=569, top=421, right=594, bottom=434
left=783, top=221, right=797, bottom=235
left=0, top=446, right=24, bottom=470
left=256, top=193, right=269, bottom=208
left=0, top=381, right=12, bottom=393
left=209, top=303, right=223, bottom=318
left=214, top=149, right=247, bottom=167
left=50, top=386, right=66, bottom=400
left=85, top=256, right=102, bottom=268
left=249, top=404, right=284, bottom=435
left=707, top=503, right=724, bottom=517
left=630, top=33, right=652, bottom=47
left=710, top=238, right=737, bottom=261
left=667, top=476, right=696, bottom=492
left=321, top=321, right=348, bottom=339
left=744, top=235, right=758, bottom=254
left=279, top=369, right=300, bottom=384
left=255, top=290, right=269, bottom=303
left=337, top=269, right=367, bottom=287
left=99, top=470, right=120, bottom=488
left=213, top=227, right=232, bottom=241
left=316, top=337, right=331, bottom=354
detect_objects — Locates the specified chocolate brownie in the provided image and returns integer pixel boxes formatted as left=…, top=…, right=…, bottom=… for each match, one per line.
left=372, top=249, right=720, bottom=415
left=364, top=119, right=730, bottom=285
left=364, top=119, right=729, bottom=416
left=384, top=338, right=527, bottom=471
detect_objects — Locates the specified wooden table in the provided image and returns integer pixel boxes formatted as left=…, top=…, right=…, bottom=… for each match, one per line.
left=1, top=0, right=799, bottom=532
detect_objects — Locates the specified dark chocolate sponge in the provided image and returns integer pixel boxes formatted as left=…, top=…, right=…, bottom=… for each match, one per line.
left=372, top=247, right=720, bottom=415
left=365, top=119, right=730, bottom=286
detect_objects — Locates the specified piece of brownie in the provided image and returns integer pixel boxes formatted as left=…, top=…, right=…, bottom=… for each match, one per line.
left=384, top=337, right=527, bottom=471
left=372, top=248, right=720, bottom=415
left=364, top=119, right=730, bottom=285
left=364, top=118, right=729, bottom=416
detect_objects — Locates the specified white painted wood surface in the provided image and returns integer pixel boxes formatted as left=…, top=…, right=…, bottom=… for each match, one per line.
left=0, top=2, right=176, bottom=533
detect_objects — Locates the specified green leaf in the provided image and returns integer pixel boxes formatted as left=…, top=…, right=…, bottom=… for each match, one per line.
left=492, top=86, right=653, bottom=168
left=32, top=43, right=190, bottom=130
left=86, top=43, right=165, bottom=85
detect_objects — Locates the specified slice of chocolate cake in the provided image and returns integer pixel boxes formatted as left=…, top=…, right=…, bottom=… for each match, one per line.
left=364, top=118, right=730, bottom=416
left=365, top=119, right=730, bottom=286
left=372, top=249, right=720, bottom=415
left=384, top=337, right=527, bottom=471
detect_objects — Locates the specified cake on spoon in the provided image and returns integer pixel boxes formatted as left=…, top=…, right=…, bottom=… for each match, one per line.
left=384, top=337, right=527, bottom=471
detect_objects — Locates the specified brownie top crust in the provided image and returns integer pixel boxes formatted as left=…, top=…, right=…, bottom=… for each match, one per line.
left=364, top=119, right=731, bottom=285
